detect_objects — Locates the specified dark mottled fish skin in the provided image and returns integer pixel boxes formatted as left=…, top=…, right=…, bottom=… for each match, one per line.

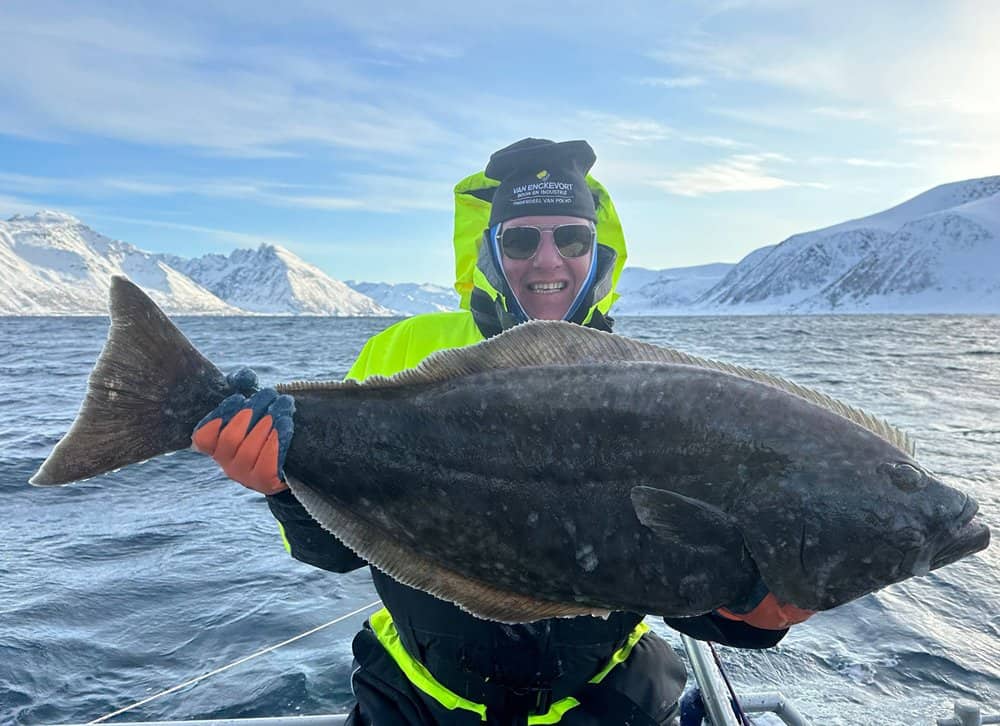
left=31, top=276, right=991, bottom=623
left=284, top=367, right=762, bottom=616
left=285, top=363, right=984, bottom=614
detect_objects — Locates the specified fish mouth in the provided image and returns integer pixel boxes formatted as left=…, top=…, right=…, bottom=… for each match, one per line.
left=931, top=496, right=991, bottom=571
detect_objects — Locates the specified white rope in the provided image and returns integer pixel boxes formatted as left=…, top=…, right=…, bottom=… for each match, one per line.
left=87, top=599, right=382, bottom=724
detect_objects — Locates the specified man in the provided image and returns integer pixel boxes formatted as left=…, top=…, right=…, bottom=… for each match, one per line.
left=193, top=138, right=811, bottom=725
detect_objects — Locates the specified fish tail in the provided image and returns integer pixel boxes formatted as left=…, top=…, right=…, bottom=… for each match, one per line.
left=30, top=276, right=232, bottom=486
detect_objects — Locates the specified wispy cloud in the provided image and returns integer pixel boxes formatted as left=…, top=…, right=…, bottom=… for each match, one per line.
left=680, top=134, right=750, bottom=149
left=638, top=76, right=706, bottom=89
left=0, top=171, right=454, bottom=214
left=84, top=212, right=287, bottom=249
left=365, top=38, right=465, bottom=64
left=843, top=158, right=917, bottom=169
left=900, top=138, right=983, bottom=151
left=709, top=107, right=806, bottom=131
left=651, top=3, right=1000, bottom=131
left=0, top=192, right=43, bottom=217
left=651, top=153, right=820, bottom=197
left=808, top=156, right=918, bottom=169
left=581, top=112, right=750, bottom=150
left=581, top=113, right=675, bottom=145
left=811, top=106, right=874, bottom=121
left=0, top=9, right=462, bottom=158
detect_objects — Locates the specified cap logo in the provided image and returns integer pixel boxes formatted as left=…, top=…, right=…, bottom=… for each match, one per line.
left=536, top=169, right=550, bottom=181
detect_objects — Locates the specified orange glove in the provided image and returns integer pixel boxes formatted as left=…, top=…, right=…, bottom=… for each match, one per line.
left=192, top=369, right=295, bottom=495
left=717, top=593, right=815, bottom=630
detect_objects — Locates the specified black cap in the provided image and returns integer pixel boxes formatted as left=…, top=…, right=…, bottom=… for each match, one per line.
left=485, top=138, right=597, bottom=227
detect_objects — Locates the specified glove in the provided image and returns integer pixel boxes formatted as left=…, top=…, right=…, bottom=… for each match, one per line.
left=191, top=368, right=295, bottom=495
left=716, top=592, right=815, bottom=630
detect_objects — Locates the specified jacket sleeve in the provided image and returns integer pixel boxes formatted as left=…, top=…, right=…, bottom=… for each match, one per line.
left=661, top=611, right=788, bottom=649
left=266, top=489, right=367, bottom=573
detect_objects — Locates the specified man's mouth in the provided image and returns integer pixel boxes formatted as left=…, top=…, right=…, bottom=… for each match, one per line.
left=526, top=281, right=567, bottom=294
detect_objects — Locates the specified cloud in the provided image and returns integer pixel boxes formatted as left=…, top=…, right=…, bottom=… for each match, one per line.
left=808, top=156, right=918, bottom=169
left=0, top=170, right=453, bottom=214
left=843, top=158, right=917, bottom=169
left=900, top=138, right=983, bottom=151
left=580, top=112, right=751, bottom=151
left=0, top=8, right=463, bottom=158
left=680, top=134, right=750, bottom=149
left=638, top=76, right=706, bottom=89
left=86, top=213, right=280, bottom=248
left=651, top=153, right=817, bottom=196
left=0, top=192, right=43, bottom=217
left=580, top=113, right=676, bottom=145
left=811, top=106, right=873, bottom=121
left=709, top=107, right=807, bottom=131
left=365, top=38, right=465, bottom=64
left=651, top=3, right=1000, bottom=124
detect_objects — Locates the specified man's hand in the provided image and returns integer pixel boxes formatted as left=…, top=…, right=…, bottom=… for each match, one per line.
left=191, top=368, right=295, bottom=495
left=716, top=592, right=815, bottom=630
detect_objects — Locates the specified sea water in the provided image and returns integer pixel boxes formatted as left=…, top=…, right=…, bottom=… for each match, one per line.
left=1, top=315, right=997, bottom=725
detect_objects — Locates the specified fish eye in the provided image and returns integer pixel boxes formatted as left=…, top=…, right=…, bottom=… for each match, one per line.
left=879, top=462, right=928, bottom=492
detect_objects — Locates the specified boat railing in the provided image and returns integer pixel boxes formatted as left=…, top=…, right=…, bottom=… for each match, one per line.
left=681, top=634, right=810, bottom=726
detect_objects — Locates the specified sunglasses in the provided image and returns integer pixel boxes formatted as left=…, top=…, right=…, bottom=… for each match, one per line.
left=498, top=223, right=595, bottom=260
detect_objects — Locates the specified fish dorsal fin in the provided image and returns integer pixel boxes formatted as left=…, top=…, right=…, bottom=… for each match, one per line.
left=281, top=320, right=914, bottom=456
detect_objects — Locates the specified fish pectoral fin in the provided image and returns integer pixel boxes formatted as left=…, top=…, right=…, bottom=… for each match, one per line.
left=630, top=485, right=743, bottom=552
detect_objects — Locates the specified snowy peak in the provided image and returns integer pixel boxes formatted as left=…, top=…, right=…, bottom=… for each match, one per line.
left=804, top=191, right=1000, bottom=313
left=6, top=210, right=84, bottom=226
left=0, top=214, right=239, bottom=314
left=823, top=175, right=1000, bottom=235
left=0, top=214, right=394, bottom=316
left=698, top=176, right=1000, bottom=313
left=176, top=244, right=394, bottom=316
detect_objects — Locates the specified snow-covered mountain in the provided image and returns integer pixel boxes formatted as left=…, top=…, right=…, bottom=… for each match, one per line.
left=346, top=281, right=458, bottom=316
left=170, top=246, right=393, bottom=316
left=801, top=191, right=1000, bottom=313
left=0, top=212, right=396, bottom=316
left=0, top=211, right=240, bottom=315
left=614, top=263, right=733, bottom=315
left=6, top=174, right=1000, bottom=317
left=696, top=176, right=1000, bottom=314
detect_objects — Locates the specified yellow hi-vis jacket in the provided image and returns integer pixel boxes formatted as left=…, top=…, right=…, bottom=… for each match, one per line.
left=346, top=170, right=629, bottom=381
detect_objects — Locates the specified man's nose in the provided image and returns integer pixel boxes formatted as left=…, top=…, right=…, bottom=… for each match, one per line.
left=532, top=232, right=563, bottom=266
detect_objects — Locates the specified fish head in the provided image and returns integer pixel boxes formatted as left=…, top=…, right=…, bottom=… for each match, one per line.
left=739, top=449, right=990, bottom=612
left=882, top=462, right=990, bottom=578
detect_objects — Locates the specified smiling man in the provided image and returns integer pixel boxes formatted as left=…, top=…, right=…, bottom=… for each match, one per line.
left=476, top=139, right=606, bottom=330
left=493, top=213, right=597, bottom=320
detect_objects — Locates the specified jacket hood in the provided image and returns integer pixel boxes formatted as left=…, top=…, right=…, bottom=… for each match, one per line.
left=451, top=171, right=629, bottom=327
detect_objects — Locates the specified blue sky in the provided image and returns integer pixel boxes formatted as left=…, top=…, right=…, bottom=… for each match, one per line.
left=1, top=1, right=998, bottom=286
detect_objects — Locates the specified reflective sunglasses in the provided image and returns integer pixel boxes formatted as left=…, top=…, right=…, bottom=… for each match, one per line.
left=498, top=223, right=595, bottom=260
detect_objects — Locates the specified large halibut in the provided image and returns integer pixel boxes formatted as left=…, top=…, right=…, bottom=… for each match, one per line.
left=31, top=277, right=990, bottom=623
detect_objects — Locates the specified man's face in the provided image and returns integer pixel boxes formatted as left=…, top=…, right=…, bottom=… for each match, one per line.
left=499, top=214, right=595, bottom=321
